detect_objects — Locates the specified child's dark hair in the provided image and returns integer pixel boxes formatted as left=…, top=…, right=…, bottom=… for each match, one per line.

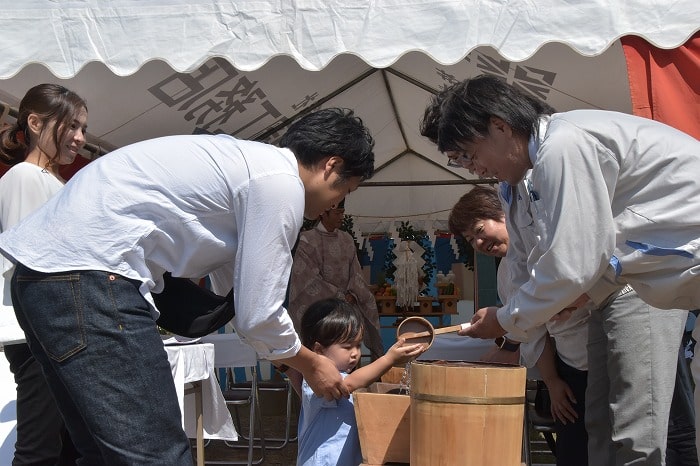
left=299, top=298, right=364, bottom=349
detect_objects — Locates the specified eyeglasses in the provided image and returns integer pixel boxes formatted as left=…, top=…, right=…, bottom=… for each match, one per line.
left=446, top=153, right=472, bottom=168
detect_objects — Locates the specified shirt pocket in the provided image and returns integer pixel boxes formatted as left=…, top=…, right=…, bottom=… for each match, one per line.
left=529, top=198, right=549, bottom=245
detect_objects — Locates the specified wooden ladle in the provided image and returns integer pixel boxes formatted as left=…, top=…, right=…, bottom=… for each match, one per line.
left=400, top=323, right=471, bottom=340
left=396, top=316, right=471, bottom=349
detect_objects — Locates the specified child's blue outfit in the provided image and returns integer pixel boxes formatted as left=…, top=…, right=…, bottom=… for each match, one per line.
left=297, top=372, right=362, bottom=466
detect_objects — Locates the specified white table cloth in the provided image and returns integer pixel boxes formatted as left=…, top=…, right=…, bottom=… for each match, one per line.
left=418, top=333, right=495, bottom=361
left=418, top=333, right=541, bottom=378
left=164, top=341, right=237, bottom=441
left=0, top=352, right=16, bottom=465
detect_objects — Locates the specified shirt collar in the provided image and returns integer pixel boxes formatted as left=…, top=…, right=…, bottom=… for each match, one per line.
left=528, top=115, right=551, bottom=166
left=500, top=182, right=513, bottom=205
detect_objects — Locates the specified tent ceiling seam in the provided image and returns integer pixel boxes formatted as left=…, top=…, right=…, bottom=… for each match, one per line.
left=250, top=68, right=379, bottom=142
left=382, top=69, right=409, bottom=150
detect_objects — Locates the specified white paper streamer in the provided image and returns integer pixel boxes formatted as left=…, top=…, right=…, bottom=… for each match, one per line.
left=450, top=235, right=460, bottom=258
left=393, top=240, right=422, bottom=308
left=365, top=238, right=374, bottom=261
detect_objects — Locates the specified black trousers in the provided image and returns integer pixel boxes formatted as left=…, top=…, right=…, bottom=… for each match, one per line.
left=666, top=331, right=699, bottom=466
left=4, top=343, right=79, bottom=466
left=553, top=356, right=589, bottom=466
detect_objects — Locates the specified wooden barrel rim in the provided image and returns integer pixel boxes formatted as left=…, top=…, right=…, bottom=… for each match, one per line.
left=411, top=393, right=525, bottom=405
left=412, top=359, right=524, bottom=369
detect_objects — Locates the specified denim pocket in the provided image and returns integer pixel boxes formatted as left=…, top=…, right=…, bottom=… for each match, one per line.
left=13, top=271, right=86, bottom=362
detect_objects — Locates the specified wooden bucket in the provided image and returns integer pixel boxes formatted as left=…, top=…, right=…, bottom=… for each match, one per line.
left=410, top=360, right=526, bottom=466
left=353, top=382, right=411, bottom=465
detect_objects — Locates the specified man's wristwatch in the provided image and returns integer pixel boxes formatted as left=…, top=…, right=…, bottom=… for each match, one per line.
left=494, top=336, right=520, bottom=352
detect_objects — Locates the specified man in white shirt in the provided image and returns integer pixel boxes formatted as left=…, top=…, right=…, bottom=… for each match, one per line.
left=0, top=108, right=375, bottom=465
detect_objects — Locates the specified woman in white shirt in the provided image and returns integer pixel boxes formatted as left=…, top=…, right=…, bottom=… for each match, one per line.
left=0, top=83, right=88, bottom=465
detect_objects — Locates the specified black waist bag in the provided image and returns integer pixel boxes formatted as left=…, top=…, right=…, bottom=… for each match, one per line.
left=153, top=272, right=235, bottom=338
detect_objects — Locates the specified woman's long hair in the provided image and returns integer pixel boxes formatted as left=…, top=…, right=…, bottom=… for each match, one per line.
left=0, top=83, right=87, bottom=167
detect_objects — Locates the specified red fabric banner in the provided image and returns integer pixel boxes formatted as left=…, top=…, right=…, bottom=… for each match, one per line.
left=622, top=31, right=700, bottom=139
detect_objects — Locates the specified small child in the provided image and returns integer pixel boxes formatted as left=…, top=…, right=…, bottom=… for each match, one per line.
left=296, top=298, right=425, bottom=466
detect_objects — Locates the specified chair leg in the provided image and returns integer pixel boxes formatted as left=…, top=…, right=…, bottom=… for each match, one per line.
left=523, top=405, right=532, bottom=466
left=543, top=432, right=557, bottom=457
left=260, top=382, right=296, bottom=449
left=227, top=404, right=267, bottom=451
left=245, top=391, right=256, bottom=465
left=217, top=404, right=265, bottom=465
left=231, top=381, right=297, bottom=449
left=246, top=386, right=265, bottom=465
left=216, top=376, right=266, bottom=465
left=285, top=384, right=297, bottom=443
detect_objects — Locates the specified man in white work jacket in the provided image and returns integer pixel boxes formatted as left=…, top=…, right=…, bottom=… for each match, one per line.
left=433, top=74, right=700, bottom=463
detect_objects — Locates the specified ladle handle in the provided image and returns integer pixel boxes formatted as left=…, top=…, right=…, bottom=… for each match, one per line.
left=433, top=322, right=471, bottom=335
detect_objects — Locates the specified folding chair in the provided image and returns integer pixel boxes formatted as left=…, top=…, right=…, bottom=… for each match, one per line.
left=522, top=379, right=557, bottom=465
left=229, top=359, right=297, bottom=449
left=200, top=333, right=265, bottom=465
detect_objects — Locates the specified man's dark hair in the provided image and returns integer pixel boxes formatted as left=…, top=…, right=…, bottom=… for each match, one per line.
left=279, top=108, right=375, bottom=181
left=419, top=88, right=448, bottom=145
left=436, top=74, right=556, bottom=153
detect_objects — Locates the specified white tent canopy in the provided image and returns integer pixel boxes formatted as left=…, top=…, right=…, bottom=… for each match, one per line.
left=3, top=0, right=697, bottom=78
left=0, top=1, right=698, bottom=234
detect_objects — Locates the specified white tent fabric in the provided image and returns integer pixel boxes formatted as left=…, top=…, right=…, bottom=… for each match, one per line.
left=0, top=1, right=698, bottom=234
left=2, top=0, right=698, bottom=78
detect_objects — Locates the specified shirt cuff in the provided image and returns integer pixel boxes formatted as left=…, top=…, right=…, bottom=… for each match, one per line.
left=496, top=306, right=529, bottom=342
left=586, top=267, right=624, bottom=306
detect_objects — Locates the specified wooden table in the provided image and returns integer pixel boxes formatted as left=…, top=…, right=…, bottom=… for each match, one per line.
left=377, top=294, right=460, bottom=319
left=380, top=311, right=456, bottom=328
left=378, top=295, right=459, bottom=328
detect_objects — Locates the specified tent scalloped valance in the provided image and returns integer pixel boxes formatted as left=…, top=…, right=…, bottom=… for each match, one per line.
left=1, top=0, right=698, bottom=79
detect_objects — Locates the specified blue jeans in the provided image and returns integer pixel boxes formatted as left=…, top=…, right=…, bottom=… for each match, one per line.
left=11, top=264, right=193, bottom=465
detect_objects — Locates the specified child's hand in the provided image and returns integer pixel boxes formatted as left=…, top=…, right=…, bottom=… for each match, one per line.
left=387, top=337, right=426, bottom=364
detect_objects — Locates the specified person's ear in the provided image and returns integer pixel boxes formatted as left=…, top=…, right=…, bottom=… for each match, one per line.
left=325, top=156, right=343, bottom=174
left=26, top=113, right=43, bottom=137
left=312, top=341, right=324, bottom=354
left=489, top=116, right=511, bottom=136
